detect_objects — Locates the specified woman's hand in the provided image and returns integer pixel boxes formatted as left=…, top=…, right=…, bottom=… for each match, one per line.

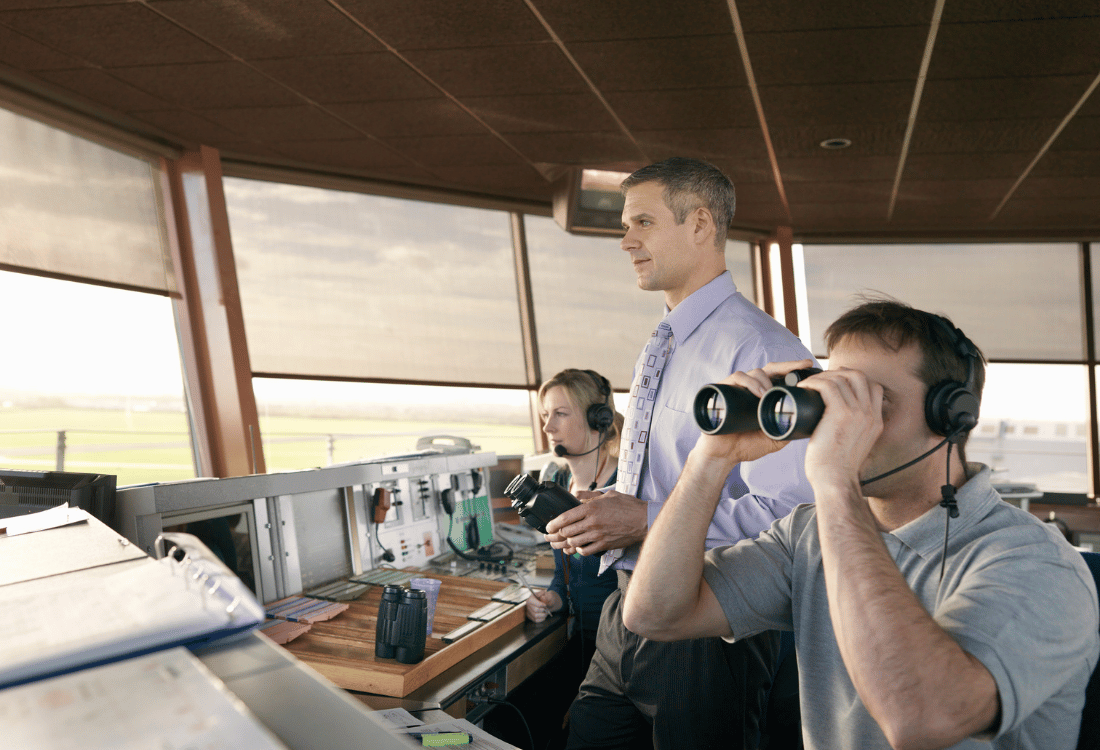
left=524, top=589, right=562, bottom=622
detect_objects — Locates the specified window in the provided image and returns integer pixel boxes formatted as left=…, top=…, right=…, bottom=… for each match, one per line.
left=252, top=378, right=534, bottom=472
left=799, top=242, right=1089, bottom=493
left=224, top=178, right=526, bottom=385
left=0, top=104, right=173, bottom=293
left=0, top=271, right=192, bottom=485
left=801, top=243, right=1082, bottom=361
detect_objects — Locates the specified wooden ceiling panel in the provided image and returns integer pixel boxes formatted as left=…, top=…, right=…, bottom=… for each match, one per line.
left=131, top=109, right=248, bottom=145
left=326, top=98, right=485, bottom=137
left=568, top=35, right=746, bottom=92
left=994, top=198, right=1100, bottom=230
left=110, top=62, right=303, bottom=110
left=380, top=134, right=528, bottom=167
left=255, top=54, right=439, bottom=103
left=464, top=93, right=620, bottom=133
left=903, top=153, right=1032, bottom=181
left=504, top=132, right=642, bottom=164
left=1031, top=151, right=1100, bottom=178
left=636, top=128, right=769, bottom=162
left=1048, top=116, right=1100, bottom=152
left=0, top=5, right=227, bottom=68
left=604, top=88, right=758, bottom=131
left=269, top=138, right=415, bottom=170
left=907, top=119, right=1064, bottom=155
left=530, top=0, right=731, bottom=42
left=728, top=191, right=791, bottom=228
left=34, top=69, right=170, bottom=112
left=430, top=164, right=551, bottom=198
left=337, top=0, right=548, bottom=50
left=786, top=181, right=893, bottom=205
left=402, top=45, right=586, bottom=97
left=769, top=123, right=907, bottom=158
left=761, top=81, right=912, bottom=127
left=150, top=0, right=383, bottom=59
left=0, top=26, right=87, bottom=71
left=788, top=201, right=896, bottom=228
left=1013, top=177, right=1100, bottom=200
left=931, top=18, right=1100, bottom=79
left=0, top=0, right=1096, bottom=239
left=919, top=76, right=1096, bottom=123
left=202, top=105, right=363, bottom=141
left=889, top=198, right=1000, bottom=224
left=745, top=27, right=927, bottom=86
left=941, top=2, right=1100, bottom=25
left=777, top=155, right=897, bottom=183
left=706, top=158, right=777, bottom=185
left=732, top=0, right=933, bottom=33
left=897, top=179, right=1016, bottom=203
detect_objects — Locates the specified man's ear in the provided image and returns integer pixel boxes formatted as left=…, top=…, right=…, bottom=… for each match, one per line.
left=691, top=206, right=717, bottom=249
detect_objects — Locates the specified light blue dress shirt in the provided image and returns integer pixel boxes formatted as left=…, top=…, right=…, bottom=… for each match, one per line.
left=617, top=271, right=817, bottom=568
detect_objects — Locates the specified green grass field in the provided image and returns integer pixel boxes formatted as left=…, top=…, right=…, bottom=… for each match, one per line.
left=0, top=407, right=536, bottom=485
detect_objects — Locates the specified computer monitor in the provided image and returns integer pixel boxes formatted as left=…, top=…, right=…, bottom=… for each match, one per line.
left=0, top=469, right=117, bottom=526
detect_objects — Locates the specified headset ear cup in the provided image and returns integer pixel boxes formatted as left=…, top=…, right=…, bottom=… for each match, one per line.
left=925, top=381, right=980, bottom=437
left=587, top=403, right=615, bottom=433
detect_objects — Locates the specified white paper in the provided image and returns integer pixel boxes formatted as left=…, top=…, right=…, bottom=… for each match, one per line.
left=1, top=504, right=87, bottom=536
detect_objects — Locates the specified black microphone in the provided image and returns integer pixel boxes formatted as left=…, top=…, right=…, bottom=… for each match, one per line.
left=554, top=443, right=601, bottom=457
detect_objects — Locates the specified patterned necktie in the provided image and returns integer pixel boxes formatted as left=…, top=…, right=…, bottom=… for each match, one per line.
left=602, top=320, right=673, bottom=572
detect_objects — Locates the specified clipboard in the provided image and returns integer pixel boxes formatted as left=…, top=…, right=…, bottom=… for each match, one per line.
left=0, top=518, right=265, bottom=689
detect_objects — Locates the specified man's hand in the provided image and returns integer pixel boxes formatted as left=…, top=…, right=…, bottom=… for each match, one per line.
left=693, top=359, right=817, bottom=469
left=544, top=490, right=648, bottom=556
left=525, top=589, right=562, bottom=623
left=794, top=368, right=883, bottom=492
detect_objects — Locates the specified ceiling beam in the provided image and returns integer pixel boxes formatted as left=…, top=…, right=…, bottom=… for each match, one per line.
left=886, top=0, right=946, bottom=222
left=990, top=68, right=1100, bottom=221
left=726, top=0, right=791, bottom=223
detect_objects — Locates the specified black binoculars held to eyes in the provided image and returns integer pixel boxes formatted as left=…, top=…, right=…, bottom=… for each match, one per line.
left=693, top=368, right=824, bottom=440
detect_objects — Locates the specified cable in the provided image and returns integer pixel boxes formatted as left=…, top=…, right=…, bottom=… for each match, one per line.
left=374, top=521, right=395, bottom=563
left=446, top=506, right=514, bottom=563
left=859, top=436, right=951, bottom=487
left=938, top=441, right=959, bottom=582
left=486, top=698, right=535, bottom=750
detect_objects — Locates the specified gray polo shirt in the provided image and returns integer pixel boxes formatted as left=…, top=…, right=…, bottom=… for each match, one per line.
left=704, top=464, right=1100, bottom=750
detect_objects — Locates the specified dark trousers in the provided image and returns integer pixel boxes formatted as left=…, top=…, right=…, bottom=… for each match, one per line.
left=566, top=573, right=779, bottom=750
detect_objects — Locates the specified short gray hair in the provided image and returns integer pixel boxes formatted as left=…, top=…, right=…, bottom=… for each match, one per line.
left=621, top=157, right=735, bottom=249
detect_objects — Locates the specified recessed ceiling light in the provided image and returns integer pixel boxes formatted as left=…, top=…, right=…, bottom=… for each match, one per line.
left=820, top=138, right=852, bottom=150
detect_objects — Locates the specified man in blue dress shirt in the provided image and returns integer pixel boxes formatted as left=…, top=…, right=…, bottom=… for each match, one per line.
left=545, top=157, right=816, bottom=748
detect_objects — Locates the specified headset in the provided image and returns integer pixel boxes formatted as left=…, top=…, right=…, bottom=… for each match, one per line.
left=861, top=315, right=983, bottom=490
left=924, top=317, right=981, bottom=440
left=582, top=369, right=615, bottom=434
left=554, top=370, right=615, bottom=459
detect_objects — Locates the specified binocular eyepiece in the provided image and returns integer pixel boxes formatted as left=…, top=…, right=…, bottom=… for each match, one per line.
left=694, top=368, right=824, bottom=441
left=503, top=473, right=581, bottom=533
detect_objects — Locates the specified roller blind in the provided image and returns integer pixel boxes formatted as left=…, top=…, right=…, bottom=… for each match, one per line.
left=0, top=105, right=172, bottom=293
left=802, top=243, right=1082, bottom=361
left=224, top=177, right=526, bottom=385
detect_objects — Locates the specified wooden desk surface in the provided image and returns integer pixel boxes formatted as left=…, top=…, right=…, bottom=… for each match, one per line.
left=281, top=573, right=524, bottom=697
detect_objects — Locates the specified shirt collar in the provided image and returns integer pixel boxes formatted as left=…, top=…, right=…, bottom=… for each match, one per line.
left=886, top=463, right=1000, bottom=559
left=663, top=272, right=737, bottom=342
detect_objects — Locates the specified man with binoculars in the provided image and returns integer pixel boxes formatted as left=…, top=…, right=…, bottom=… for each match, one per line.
left=623, top=299, right=1099, bottom=750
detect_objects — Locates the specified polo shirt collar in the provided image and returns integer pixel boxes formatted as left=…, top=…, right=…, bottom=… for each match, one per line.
left=886, top=463, right=999, bottom=559
left=663, top=272, right=737, bottom=342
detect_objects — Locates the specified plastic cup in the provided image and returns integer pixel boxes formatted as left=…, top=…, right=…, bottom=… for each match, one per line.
left=410, top=578, right=442, bottom=636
